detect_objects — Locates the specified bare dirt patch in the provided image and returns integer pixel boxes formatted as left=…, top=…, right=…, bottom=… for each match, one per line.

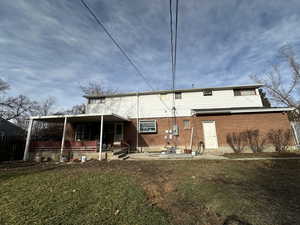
left=1, top=159, right=300, bottom=225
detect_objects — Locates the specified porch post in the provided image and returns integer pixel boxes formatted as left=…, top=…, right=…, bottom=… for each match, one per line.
left=99, top=115, right=104, bottom=160
left=60, top=117, right=68, bottom=162
left=23, top=118, right=34, bottom=161
left=136, top=92, right=139, bottom=152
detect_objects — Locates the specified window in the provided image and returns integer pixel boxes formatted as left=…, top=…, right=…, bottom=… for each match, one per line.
left=88, top=97, right=106, bottom=104
left=234, top=89, right=256, bottom=96
left=88, top=98, right=97, bottom=104
left=183, top=120, right=190, bottom=129
left=75, top=124, right=99, bottom=141
left=139, top=120, right=157, bottom=133
left=99, top=97, right=106, bottom=103
left=203, top=89, right=212, bottom=96
left=175, top=92, right=182, bottom=99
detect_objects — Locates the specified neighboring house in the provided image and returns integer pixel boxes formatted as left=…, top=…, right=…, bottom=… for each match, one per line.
left=0, top=118, right=25, bottom=161
left=23, top=84, right=294, bottom=160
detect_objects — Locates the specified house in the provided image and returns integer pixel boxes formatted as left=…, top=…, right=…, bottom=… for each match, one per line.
left=0, top=118, right=25, bottom=161
left=23, top=84, right=294, bottom=161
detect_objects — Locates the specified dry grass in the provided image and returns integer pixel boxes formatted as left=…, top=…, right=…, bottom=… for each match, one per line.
left=1, top=159, right=300, bottom=225
left=224, top=152, right=300, bottom=158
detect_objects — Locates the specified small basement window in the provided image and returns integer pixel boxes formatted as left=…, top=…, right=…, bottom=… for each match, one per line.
left=175, top=92, right=182, bottom=99
left=203, top=89, right=212, bottom=96
left=139, top=120, right=157, bottom=133
left=234, top=89, right=256, bottom=96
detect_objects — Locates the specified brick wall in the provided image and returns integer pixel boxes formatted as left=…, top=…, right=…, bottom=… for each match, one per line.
left=124, top=112, right=292, bottom=151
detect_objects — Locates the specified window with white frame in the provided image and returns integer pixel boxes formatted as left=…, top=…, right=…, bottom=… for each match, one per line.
left=183, top=120, right=190, bottom=129
left=203, top=89, right=212, bottom=96
left=234, top=88, right=256, bottom=96
left=175, top=92, right=182, bottom=99
left=139, top=120, right=157, bottom=133
left=88, top=97, right=106, bottom=104
left=99, top=97, right=106, bottom=103
left=88, top=98, right=97, bottom=104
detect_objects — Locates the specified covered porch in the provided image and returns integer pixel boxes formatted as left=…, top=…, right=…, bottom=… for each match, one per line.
left=23, top=113, right=130, bottom=161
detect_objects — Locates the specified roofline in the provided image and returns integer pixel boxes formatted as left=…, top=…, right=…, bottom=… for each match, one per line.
left=0, top=118, right=25, bottom=131
left=84, top=84, right=264, bottom=99
left=192, top=107, right=294, bottom=115
left=30, top=113, right=129, bottom=122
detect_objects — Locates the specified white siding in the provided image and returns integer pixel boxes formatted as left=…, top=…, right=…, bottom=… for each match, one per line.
left=86, top=89, right=263, bottom=119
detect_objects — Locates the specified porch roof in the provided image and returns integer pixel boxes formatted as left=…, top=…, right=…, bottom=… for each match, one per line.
left=30, top=113, right=129, bottom=123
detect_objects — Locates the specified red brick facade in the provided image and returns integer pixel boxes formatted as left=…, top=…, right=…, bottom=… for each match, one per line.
left=124, top=112, right=292, bottom=150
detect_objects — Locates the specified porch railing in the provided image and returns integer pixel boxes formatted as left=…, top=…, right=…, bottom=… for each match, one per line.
left=30, top=140, right=98, bottom=151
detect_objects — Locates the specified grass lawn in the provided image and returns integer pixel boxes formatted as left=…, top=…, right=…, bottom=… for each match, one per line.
left=1, top=159, right=300, bottom=225
left=224, top=152, right=300, bottom=159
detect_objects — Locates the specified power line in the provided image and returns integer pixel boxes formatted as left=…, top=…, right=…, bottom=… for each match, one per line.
left=174, top=0, right=179, bottom=90
left=169, top=0, right=175, bottom=84
left=169, top=0, right=179, bottom=143
left=80, top=0, right=170, bottom=111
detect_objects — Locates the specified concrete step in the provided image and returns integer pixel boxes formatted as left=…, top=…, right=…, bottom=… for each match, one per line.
left=113, top=148, right=128, bottom=155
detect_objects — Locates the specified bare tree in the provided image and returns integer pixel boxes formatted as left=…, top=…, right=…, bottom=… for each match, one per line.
left=251, top=46, right=300, bottom=110
left=267, top=129, right=292, bottom=152
left=64, top=104, right=86, bottom=115
left=35, top=97, right=56, bottom=116
left=79, top=80, right=117, bottom=96
left=0, top=95, right=38, bottom=122
left=226, top=131, right=248, bottom=153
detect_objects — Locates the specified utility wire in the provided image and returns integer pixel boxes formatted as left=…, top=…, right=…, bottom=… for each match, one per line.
left=174, top=0, right=179, bottom=90
left=169, top=1, right=179, bottom=114
left=169, top=0, right=175, bottom=83
left=169, top=0, right=179, bottom=144
left=80, top=0, right=170, bottom=111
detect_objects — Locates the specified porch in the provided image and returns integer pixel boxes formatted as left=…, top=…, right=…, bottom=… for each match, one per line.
left=23, top=113, right=131, bottom=161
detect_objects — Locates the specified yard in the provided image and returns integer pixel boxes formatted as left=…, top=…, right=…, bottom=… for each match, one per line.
left=1, top=159, right=300, bottom=225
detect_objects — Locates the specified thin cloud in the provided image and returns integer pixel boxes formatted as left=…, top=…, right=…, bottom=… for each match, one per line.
left=0, top=0, right=300, bottom=109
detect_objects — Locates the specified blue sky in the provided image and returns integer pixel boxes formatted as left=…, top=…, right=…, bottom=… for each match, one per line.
left=1, top=0, right=300, bottom=110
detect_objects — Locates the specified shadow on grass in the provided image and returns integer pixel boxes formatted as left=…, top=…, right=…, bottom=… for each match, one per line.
left=0, top=162, right=63, bottom=182
left=248, top=159, right=300, bottom=225
left=166, top=159, right=300, bottom=225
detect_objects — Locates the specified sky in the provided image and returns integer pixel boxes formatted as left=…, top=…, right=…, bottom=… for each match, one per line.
left=1, top=0, right=300, bottom=110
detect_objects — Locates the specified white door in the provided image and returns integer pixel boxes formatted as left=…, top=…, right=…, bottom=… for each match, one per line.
left=114, top=123, right=124, bottom=142
left=202, top=121, right=218, bottom=149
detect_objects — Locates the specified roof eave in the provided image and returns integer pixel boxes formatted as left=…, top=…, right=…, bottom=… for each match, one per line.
left=83, top=84, right=264, bottom=99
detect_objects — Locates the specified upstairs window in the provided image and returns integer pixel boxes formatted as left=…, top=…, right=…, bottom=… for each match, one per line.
left=88, top=98, right=97, bottom=104
left=175, top=92, right=182, bottom=99
left=88, top=97, right=106, bottom=104
left=234, top=89, right=256, bottom=96
left=99, top=97, right=106, bottom=103
left=203, top=89, right=212, bottom=96
left=139, top=120, right=157, bottom=133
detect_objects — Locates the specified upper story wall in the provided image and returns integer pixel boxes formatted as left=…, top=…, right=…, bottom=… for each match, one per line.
left=86, top=88, right=264, bottom=119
